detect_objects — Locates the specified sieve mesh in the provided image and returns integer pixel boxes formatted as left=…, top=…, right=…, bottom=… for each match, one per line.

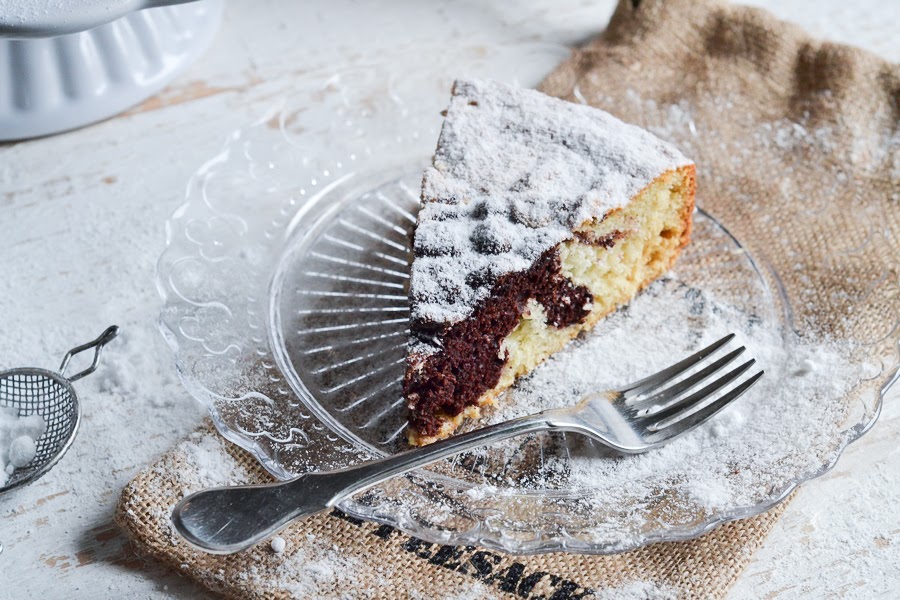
left=0, top=369, right=78, bottom=491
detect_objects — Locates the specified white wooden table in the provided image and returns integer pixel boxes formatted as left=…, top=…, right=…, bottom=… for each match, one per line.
left=0, top=1, right=896, bottom=598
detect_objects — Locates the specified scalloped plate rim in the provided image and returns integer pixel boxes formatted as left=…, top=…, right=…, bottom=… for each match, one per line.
left=155, top=50, right=898, bottom=554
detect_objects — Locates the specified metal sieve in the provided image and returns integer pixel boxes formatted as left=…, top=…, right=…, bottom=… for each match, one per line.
left=0, top=326, right=119, bottom=495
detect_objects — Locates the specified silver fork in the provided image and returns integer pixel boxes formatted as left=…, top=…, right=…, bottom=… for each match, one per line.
left=172, top=333, right=763, bottom=554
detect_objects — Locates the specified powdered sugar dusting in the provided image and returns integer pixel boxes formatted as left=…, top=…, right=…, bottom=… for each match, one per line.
left=266, top=541, right=376, bottom=598
left=410, top=79, right=692, bottom=331
left=463, top=278, right=871, bottom=545
left=601, top=580, right=678, bottom=600
left=172, top=430, right=252, bottom=491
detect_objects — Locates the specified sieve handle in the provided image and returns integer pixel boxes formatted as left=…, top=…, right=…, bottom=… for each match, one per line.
left=59, top=326, right=120, bottom=382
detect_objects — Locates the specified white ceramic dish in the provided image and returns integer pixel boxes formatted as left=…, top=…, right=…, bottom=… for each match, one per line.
left=0, top=0, right=222, bottom=140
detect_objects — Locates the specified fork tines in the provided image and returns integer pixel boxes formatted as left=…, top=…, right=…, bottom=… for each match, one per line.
left=622, top=334, right=764, bottom=439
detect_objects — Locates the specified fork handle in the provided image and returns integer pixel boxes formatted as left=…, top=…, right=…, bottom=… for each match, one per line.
left=172, top=411, right=567, bottom=553
left=342, top=412, right=564, bottom=490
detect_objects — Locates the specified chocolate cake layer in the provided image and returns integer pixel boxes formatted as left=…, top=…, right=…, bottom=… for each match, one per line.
left=404, top=248, right=592, bottom=437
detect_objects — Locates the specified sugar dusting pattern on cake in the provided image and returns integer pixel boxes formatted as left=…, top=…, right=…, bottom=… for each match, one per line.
left=410, top=79, right=693, bottom=335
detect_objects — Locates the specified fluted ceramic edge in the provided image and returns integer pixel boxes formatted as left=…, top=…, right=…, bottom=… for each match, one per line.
left=0, top=0, right=222, bottom=141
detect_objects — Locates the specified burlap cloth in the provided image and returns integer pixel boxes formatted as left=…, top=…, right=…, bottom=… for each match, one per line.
left=118, top=0, right=899, bottom=597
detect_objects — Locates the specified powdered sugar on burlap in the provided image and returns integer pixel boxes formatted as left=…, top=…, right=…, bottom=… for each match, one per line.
left=410, top=79, right=692, bottom=330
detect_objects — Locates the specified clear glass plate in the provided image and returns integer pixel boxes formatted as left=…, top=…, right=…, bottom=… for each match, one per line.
left=158, top=44, right=898, bottom=554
